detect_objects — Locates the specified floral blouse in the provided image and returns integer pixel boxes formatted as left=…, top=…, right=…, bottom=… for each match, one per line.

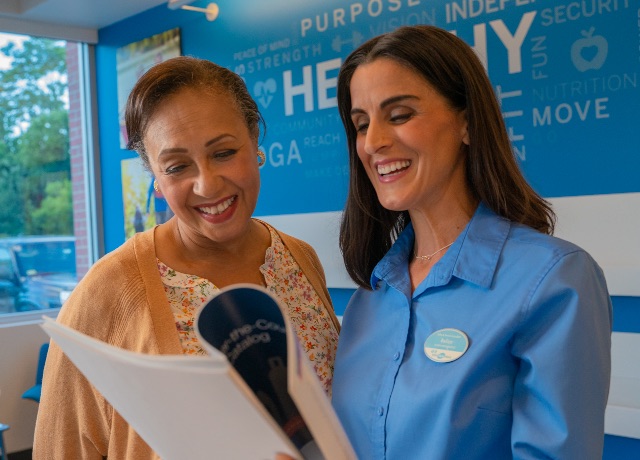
left=157, top=224, right=339, bottom=394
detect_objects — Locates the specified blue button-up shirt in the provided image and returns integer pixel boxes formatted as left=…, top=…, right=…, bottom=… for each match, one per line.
left=332, top=203, right=612, bottom=460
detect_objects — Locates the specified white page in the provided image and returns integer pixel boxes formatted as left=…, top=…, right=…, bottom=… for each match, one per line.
left=286, top=335, right=356, bottom=460
left=41, top=316, right=299, bottom=460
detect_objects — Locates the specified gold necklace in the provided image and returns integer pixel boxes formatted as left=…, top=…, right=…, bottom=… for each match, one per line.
left=414, top=242, right=454, bottom=261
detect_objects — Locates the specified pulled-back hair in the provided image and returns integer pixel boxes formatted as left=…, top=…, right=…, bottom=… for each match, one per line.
left=125, top=56, right=264, bottom=170
left=337, top=25, right=555, bottom=288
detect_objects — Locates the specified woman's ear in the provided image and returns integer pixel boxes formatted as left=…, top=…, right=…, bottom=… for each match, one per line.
left=462, top=129, right=470, bottom=146
left=460, top=110, right=470, bottom=146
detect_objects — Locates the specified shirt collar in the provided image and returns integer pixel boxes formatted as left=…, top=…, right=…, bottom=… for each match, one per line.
left=371, top=203, right=511, bottom=291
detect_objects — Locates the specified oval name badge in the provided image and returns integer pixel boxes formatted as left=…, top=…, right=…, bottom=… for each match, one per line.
left=424, top=328, right=469, bottom=363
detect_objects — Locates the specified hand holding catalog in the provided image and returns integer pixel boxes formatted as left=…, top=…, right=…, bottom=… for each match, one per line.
left=41, top=284, right=355, bottom=460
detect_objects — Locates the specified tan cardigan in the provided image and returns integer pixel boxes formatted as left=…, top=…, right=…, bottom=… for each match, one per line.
left=33, top=224, right=338, bottom=459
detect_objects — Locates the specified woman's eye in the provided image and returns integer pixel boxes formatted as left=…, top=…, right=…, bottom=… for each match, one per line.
left=214, top=150, right=236, bottom=159
left=164, top=165, right=185, bottom=175
left=390, top=112, right=412, bottom=123
left=354, top=122, right=369, bottom=134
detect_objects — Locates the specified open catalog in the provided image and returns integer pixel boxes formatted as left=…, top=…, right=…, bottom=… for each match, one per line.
left=40, top=284, right=356, bottom=460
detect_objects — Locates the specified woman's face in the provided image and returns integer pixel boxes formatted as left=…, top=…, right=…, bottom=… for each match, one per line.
left=349, top=58, right=471, bottom=215
left=144, top=87, right=260, bottom=246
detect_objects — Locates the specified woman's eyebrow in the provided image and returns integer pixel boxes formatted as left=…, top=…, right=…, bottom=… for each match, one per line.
left=204, top=133, right=235, bottom=147
left=351, top=94, right=419, bottom=116
left=157, top=133, right=235, bottom=157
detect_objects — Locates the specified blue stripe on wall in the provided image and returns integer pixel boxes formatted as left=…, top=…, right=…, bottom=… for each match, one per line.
left=611, top=296, right=640, bottom=333
left=604, top=435, right=640, bottom=460
left=328, top=288, right=354, bottom=317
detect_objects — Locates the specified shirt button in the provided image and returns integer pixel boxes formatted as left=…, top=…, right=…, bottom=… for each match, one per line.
left=393, top=352, right=400, bottom=361
left=377, top=407, right=384, bottom=416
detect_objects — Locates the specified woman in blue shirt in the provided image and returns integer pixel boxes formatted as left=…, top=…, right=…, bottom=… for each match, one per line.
left=332, top=25, right=612, bottom=459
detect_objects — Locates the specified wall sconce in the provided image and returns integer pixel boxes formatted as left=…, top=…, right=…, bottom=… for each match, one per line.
left=167, top=1, right=219, bottom=21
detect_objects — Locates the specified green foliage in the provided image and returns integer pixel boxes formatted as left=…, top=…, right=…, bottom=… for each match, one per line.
left=0, top=37, right=66, bottom=134
left=29, top=179, right=73, bottom=235
left=0, top=175, right=24, bottom=236
left=0, top=36, right=70, bottom=236
left=18, top=110, right=70, bottom=168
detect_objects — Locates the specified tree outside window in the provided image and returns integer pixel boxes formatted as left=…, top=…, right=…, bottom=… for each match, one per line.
left=0, top=33, right=78, bottom=314
left=0, top=34, right=71, bottom=236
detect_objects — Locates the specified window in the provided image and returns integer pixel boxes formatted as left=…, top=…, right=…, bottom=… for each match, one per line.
left=0, top=32, right=98, bottom=318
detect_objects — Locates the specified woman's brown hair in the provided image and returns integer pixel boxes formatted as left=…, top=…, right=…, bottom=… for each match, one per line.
left=125, top=56, right=264, bottom=170
left=337, top=25, right=555, bottom=289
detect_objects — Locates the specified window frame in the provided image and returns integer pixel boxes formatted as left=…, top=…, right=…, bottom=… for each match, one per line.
left=0, top=33, right=102, bottom=323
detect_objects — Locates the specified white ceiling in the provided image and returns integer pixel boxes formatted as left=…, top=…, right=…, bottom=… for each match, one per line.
left=0, top=0, right=168, bottom=42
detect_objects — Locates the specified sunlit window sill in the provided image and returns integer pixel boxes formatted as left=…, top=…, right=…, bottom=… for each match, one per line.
left=0, top=308, right=60, bottom=328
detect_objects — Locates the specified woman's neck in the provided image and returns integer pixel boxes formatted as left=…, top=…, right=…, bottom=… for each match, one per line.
left=409, top=197, right=478, bottom=256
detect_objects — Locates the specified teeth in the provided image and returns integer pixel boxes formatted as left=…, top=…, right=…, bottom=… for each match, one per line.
left=377, top=160, right=410, bottom=176
left=199, top=196, right=236, bottom=215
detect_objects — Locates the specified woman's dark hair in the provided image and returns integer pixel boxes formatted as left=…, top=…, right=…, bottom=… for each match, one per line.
left=125, top=56, right=265, bottom=170
left=337, top=25, right=555, bottom=288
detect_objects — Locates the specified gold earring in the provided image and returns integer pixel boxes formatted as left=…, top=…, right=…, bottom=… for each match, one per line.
left=257, top=150, right=266, bottom=167
left=153, top=179, right=160, bottom=193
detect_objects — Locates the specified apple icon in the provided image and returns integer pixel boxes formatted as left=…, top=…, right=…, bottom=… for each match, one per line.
left=571, top=27, right=608, bottom=72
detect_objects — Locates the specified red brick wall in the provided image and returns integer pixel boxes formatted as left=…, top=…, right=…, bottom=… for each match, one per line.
left=66, top=42, right=91, bottom=279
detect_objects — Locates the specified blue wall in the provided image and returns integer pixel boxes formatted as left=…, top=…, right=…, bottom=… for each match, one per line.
left=96, top=1, right=640, bottom=456
left=98, top=0, right=640, bottom=249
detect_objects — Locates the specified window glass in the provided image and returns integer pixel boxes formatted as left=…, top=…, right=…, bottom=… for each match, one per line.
left=0, top=32, right=79, bottom=315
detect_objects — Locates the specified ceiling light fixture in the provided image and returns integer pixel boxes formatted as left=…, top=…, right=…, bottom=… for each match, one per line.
left=167, top=1, right=219, bottom=21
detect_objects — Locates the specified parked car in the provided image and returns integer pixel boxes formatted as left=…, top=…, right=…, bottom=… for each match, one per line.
left=0, top=236, right=77, bottom=313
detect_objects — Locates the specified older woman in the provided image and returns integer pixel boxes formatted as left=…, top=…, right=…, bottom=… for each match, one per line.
left=331, top=25, right=612, bottom=459
left=34, top=56, right=339, bottom=459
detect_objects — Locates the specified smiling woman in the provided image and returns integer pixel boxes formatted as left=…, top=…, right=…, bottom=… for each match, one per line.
left=34, top=55, right=341, bottom=460
left=348, top=57, right=470, bottom=222
left=331, top=25, right=612, bottom=460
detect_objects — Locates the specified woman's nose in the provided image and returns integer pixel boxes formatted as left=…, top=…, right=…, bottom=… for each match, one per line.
left=363, top=120, right=391, bottom=155
left=193, top=169, right=222, bottom=197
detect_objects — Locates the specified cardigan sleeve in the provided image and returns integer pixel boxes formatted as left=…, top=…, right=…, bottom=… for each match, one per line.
left=33, top=233, right=164, bottom=459
left=34, top=263, right=119, bottom=459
